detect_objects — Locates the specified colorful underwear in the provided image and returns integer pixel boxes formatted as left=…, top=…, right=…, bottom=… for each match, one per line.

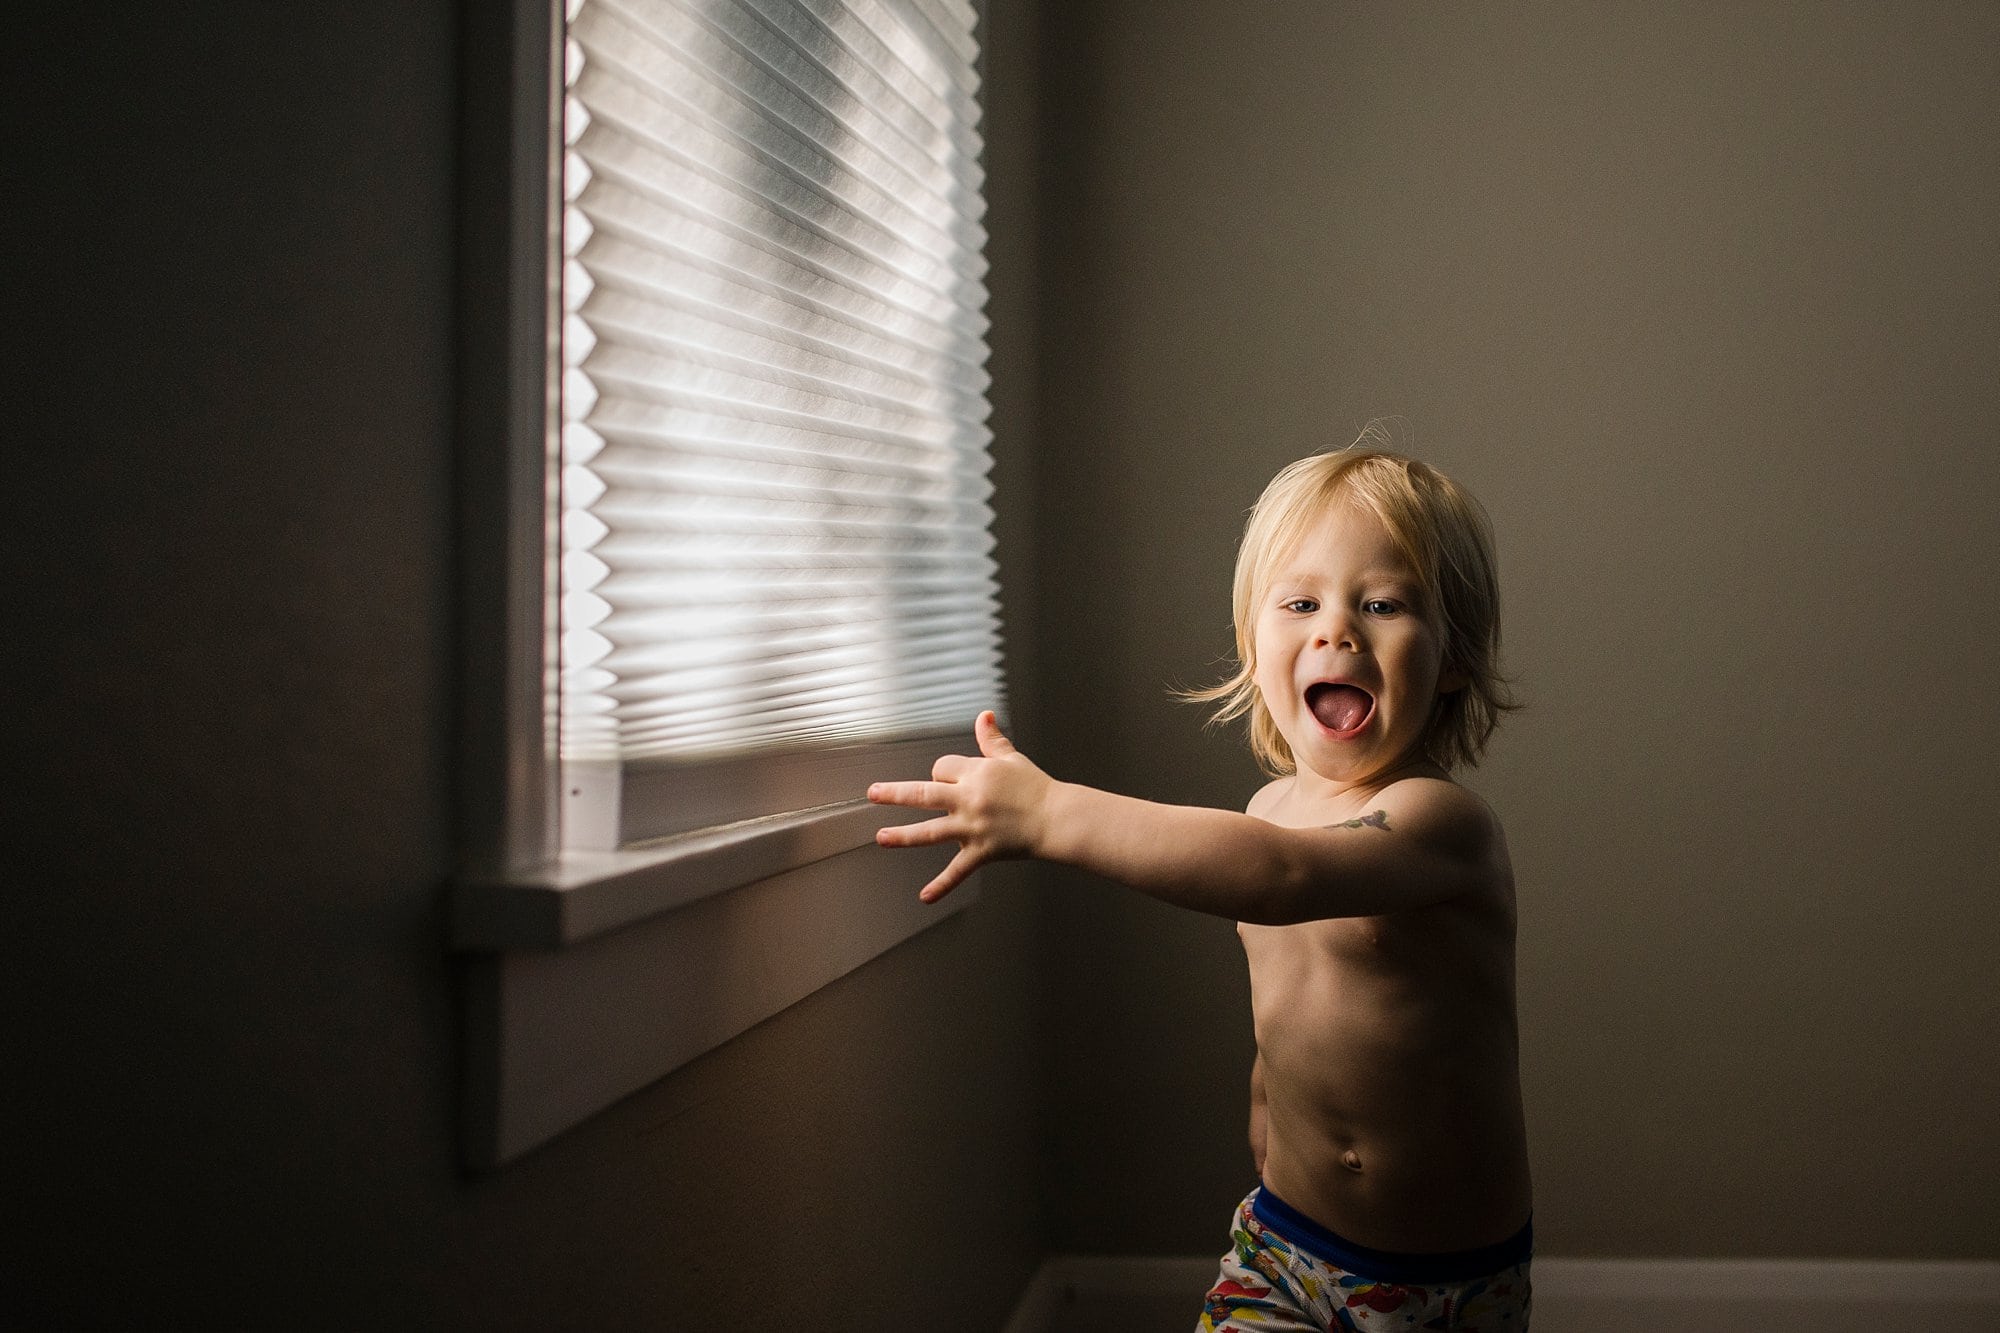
left=1199, top=1186, right=1532, bottom=1331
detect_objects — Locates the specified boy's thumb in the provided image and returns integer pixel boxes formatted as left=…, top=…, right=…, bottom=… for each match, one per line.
left=975, top=709, right=1014, bottom=756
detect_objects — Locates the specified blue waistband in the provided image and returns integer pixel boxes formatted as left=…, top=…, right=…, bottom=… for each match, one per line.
left=1250, top=1185, right=1532, bottom=1286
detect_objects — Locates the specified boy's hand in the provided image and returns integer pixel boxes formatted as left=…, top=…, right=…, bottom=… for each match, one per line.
left=867, top=711, right=1052, bottom=902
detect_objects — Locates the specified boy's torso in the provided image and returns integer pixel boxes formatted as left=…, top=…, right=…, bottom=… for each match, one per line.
left=1239, top=781, right=1532, bottom=1255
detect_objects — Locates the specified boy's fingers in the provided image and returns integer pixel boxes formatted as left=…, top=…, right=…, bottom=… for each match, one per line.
left=931, top=753, right=968, bottom=781
left=867, top=780, right=953, bottom=810
left=919, top=847, right=980, bottom=903
left=875, top=815, right=956, bottom=848
left=974, top=709, right=1015, bottom=757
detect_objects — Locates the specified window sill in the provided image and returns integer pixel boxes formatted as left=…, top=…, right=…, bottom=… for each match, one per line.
left=452, top=798, right=964, bottom=1168
left=451, top=796, right=931, bottom=950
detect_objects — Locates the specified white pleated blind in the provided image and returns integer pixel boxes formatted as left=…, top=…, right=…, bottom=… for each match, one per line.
left=557, top=0, right=1000, bottom=770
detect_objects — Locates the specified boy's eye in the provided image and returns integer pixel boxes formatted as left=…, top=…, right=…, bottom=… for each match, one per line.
left=1364, top=599, right=1401, bottom=616
left=1283, top=598, right=1318, bottom=614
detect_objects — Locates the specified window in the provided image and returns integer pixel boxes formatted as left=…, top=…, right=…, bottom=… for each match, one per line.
left=557, top=0, right=1000, bottom=851
left=453, top=0, right=995, bottom=1167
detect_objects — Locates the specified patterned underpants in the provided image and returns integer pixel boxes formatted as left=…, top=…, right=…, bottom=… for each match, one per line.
left=1198, top=1186, right=1532, bottom=1331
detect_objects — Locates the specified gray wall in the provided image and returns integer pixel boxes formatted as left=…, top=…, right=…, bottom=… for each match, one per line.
left=8, top=4, right=1046, bottom=1326
left=1029, top=1, right=2000, bottom=1260
left=13, top=2, right=1999, bottom=1326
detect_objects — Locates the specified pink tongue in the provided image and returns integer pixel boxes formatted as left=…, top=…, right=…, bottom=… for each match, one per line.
left=1309, top=684, right=1371, bottom=732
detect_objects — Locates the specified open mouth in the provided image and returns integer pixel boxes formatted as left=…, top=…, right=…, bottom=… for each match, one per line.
left=1305, top=682, right=1374, bottom=734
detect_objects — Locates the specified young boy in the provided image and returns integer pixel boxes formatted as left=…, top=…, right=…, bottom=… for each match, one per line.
left=868, top=447, right=1533, bottom=1330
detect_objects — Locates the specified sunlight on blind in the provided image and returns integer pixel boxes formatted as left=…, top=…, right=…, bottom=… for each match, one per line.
left=559, top=0, right=999, bottom=765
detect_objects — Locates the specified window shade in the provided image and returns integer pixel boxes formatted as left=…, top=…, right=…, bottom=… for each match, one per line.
left=558, top=0, right=999, bottom=769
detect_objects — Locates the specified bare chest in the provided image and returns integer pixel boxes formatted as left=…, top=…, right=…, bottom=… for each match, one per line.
left=1239, top=914, right=1407, bottom=976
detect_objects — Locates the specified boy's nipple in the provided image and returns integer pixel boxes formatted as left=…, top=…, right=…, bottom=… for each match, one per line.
left=1341, top=1150, right=1364, bottom=1173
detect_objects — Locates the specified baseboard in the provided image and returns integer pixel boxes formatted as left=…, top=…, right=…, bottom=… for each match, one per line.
left=1004, top=1253, right=2000, bottom=1333
left=1528, top=1258, right=2000, bottom=1333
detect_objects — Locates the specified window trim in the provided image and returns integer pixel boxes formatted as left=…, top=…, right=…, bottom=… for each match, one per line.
left=455, top=0, right=564, bottom=892
left=452, top=0, right=989, bottom=1170
left=451, top=742, right=969, bottom=951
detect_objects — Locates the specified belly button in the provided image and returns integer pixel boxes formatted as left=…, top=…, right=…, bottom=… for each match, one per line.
left=1341, top=1151, right=1363, bottom=1173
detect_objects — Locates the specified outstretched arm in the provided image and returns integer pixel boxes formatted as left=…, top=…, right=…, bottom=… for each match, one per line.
left=867, top=712, right=1503, bottom=921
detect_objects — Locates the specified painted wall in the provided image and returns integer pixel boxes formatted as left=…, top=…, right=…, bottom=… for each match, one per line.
left=8, top=4, right=1047, bottom=1326
left=1026, top=1, right=2000, bottom=1260
left=15, top=2, right=1998, bottom=1323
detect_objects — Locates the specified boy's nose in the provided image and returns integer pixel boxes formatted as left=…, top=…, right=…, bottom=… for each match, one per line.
left=1314, top=612, right=1363, bottom=653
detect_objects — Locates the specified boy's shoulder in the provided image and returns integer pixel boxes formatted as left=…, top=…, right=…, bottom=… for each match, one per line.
left=1369, top=778, right=1513, bottom=905
left=1252, top=770, right=1505, bottom=865
left=1374, top=773, right=1504, bottom=845
left=1247, top=769, right=1497, bottom=825
left=1245, top=776, right=1293, bottom=819
left=1378, top=770, right=1495, bottom=816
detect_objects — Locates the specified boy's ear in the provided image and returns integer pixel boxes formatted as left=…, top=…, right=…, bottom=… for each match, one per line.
left=1438, top=663, right=1471, bottom=695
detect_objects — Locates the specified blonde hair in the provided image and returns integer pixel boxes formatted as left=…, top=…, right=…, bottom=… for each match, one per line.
left=1181, top=438, right=1518, bottom=775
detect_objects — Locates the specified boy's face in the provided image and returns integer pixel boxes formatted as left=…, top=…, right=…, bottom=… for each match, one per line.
left=1252, top=499, right=1466, bottom=792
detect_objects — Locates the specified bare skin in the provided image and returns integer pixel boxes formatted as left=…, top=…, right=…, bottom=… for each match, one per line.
left=1238, top=770, right=1530, bottom=1254
left=868, top=499, right=1532, bottom=1255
